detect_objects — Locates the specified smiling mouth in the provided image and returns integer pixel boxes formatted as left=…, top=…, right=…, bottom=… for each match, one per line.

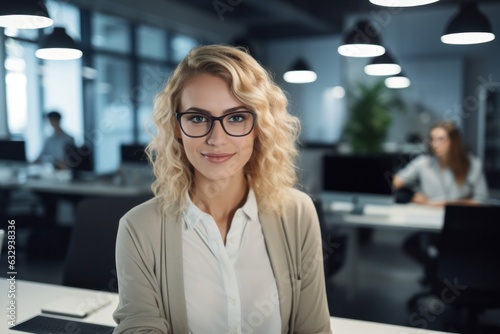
left=202, top=153, right=235, bottom=163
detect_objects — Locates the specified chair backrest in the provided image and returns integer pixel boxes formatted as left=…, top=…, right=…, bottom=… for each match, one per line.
left=436, top=205, right=500, bottom=298
left=311, top=197, right=347, bottom=279
left=62, top=195, right=151, bottom=292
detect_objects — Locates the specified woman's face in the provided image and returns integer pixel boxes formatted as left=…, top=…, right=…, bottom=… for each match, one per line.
left=178, top=73, right=255, bottom=184
left=429, top=127, right=450, bottom=159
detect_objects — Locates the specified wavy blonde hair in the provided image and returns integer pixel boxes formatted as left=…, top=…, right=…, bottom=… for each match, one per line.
left=147, top=44, right=300, bottom=214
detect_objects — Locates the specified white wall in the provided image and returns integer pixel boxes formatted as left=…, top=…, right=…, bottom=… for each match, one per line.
left=266, top=36, right=346, bottom=143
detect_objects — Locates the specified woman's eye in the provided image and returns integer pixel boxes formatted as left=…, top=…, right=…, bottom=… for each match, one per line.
left=228, top=114, right=246, bottom=122
left=189, top=115, right=207, bottom=123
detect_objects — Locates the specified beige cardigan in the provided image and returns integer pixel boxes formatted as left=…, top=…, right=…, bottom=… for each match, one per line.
left=113, top=188, right=331, bottom=334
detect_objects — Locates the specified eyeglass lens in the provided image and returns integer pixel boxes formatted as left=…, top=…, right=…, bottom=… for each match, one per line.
left=179, top=111, right=255, bottom=137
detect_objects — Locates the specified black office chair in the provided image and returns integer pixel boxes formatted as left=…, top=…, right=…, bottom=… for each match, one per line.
left=429, top=204, right=500, bottom=334
left=311, top=197, right=347, bottom=280
left=62, top=195, right=151, bottom=292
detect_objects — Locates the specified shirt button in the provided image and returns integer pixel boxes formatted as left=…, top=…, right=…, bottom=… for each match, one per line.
left=230, top=237, right=236, bottom=244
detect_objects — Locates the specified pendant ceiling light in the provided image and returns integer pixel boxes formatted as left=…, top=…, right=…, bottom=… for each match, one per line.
left=0, top=0, right=53, bottom=29
left=35, top=27, right=83, bottom=60
left=441, top=2, right=495, bottom=45
left=385, top=72, right=411, bottom=89
left=370, top=0, right=439, bottom=7
left=338, top=20, right=385, bottom=57
left=283, top=59, right=317, bottom=84
left=364, top=51, right=402, bottom=76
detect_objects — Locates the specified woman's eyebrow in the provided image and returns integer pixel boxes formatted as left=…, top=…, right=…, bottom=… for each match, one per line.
left=184, top=106, right=249, bottom=114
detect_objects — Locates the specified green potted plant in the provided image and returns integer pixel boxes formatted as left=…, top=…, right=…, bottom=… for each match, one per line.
left=344, top=80, right=404, bottom=154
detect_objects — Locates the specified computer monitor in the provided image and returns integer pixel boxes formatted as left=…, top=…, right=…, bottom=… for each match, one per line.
left=64, top=144, right=94, bottom=179
left=120, top=144, right=148, bottom=164
left=0, top=140, right=26, bottom=162
left=323, top=155, right=394, bottom=195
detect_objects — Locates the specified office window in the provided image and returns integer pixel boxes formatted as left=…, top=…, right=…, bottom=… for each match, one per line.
left=92, top=13, right=131, bottom=54
left=137, top=63, right=171, bottom=144
left=45, top=0, right=81, bottom=40
left=171, top=34, right=198, bottom=63
left=137, top=25, right=167, bottom=61
left=94, top=55, right=133, bottom=173
left=4, top=38, right=42, bottom=161
left=3, top=28, right=38, bottom=40
left=41, top=1, right=83, bottom=148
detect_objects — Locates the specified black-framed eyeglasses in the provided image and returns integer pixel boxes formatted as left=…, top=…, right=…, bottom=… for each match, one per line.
left=176, top=110, right=257, bottom=138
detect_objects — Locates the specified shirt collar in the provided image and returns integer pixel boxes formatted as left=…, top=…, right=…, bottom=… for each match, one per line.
left=183, top=193, right=207, bottom=230
left=241, top=188, right=259, bottom=222
left=182, top=188, right=259, bottom=230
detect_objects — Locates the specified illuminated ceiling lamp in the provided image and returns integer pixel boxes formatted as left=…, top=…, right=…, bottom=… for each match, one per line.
left=338, top=20, right=385, bottom=57
left=283, top=58, right=317, bottom=84
left=0, top=0, right=53, bottom=29
left=35, top=27, right=83, bottom=60
left=385, top=72, right=411, bottom=89
left=441, top=2, right=495, bottom=45
left=370, top=0, right=439, bottom=7
left=364, top=51, right=402, bottom=76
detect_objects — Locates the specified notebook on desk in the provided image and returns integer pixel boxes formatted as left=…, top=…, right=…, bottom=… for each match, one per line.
left=10, top=315, right=114, bottom=334
left=41, top=294, right=112, bottom=318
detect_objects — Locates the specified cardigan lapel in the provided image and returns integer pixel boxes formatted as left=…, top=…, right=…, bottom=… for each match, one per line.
left=163, top=210, right=189, bottom=334
left=260, top=210, right=293, bottom=334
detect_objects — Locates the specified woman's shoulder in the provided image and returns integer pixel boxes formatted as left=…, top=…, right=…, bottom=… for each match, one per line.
left=283, top=187, right=313, bottom=201
left=281, top=187, right=316, bottom=213
left=409, top=153, right=432, bottom=164
left=120, top=196, right=164, bottom=229
left=467, top=154, right=484, bottom=172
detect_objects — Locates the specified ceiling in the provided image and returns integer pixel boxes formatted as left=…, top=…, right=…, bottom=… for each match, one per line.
left=166, top=0, right=500, bottom=40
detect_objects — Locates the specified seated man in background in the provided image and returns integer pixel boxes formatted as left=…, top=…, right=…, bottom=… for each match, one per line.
left=36, top=111, right=75, bottom=170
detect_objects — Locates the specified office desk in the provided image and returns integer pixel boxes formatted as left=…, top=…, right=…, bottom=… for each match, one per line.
left=324, top=202, right=445, bottom=300
left=27, top=178, right=151, bottom=197
left=0, top=279, right=453, bottom=333
left=0, top=177, right=152, bottom=226
left=1, top=178, right=152, bottom=197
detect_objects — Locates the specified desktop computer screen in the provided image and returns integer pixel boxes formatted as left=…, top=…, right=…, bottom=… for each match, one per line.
left=120, top=144, right=148, bottom=164
left=64, top=145, right=94, bottom=179
left=0, top=140, right=26, bottom=162
left=323, top=155, right=394, bottom=195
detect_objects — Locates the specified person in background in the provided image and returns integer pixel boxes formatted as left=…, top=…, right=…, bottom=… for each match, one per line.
left=36, top=111, right=75, bottom=169
left=393, top=120, right=489, bottom=284
left=113, top=45, right=331, bottom=333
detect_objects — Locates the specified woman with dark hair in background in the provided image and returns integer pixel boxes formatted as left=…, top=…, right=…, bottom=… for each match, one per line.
left=393, top=120, right=489, bottom=285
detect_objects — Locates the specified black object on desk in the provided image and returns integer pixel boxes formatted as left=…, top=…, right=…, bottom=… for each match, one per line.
left=0, top=140, right=26, bottom=162
left=323, top=155, right=394, bottom=195
left=65, top=144, right=94, bottom=180
left=10, top=315, right=114, bottom=334
left=120, top=144, right=148, bottom=164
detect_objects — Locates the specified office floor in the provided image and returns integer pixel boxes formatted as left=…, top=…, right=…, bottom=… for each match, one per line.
left=2, top=227, right=500, bottom=333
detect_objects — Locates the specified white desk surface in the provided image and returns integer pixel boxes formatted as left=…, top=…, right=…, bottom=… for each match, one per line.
left=0, top=279, right=453, bottom=333
left=326, top=202, right=445, bottom=231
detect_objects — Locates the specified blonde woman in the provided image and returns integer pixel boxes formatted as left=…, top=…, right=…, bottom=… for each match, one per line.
left=113, top=45, right=331, bottom=334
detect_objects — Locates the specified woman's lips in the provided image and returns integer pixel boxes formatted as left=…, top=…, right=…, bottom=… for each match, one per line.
left=202, top=153, right=235, bottom=163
